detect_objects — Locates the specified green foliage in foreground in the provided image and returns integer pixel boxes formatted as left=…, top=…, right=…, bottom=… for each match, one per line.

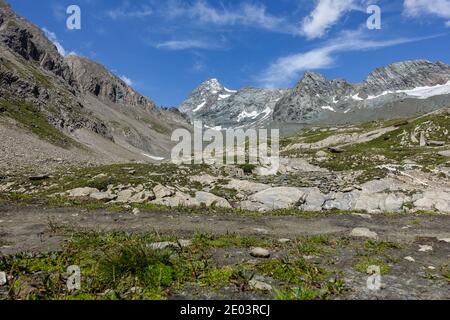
left=0, top=231, right=346, bottom=300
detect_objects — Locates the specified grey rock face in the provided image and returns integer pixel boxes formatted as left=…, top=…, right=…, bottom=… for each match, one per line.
left=65, top=55, right=158, bottom=114
left=359, top=60, right=450, bottom=95
left=179, top=78, right=285, bottom=128
left=273, top=60, right=450, bottom=123
left=0, top=1, right=71, bottom=81
left=273, top=72, right=353, bottom=123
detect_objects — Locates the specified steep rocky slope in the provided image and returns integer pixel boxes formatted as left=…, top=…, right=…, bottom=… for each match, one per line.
left=0, top=0, right=190, bottom=168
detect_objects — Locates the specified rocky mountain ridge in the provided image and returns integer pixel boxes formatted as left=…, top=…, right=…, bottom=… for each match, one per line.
left=274, top=60, right=450, bottom=123
left=181, top=60, right=450, bottom=128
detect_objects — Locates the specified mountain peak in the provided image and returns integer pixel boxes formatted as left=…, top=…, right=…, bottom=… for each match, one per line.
left=65, top=54, right=157, bottom=112
left=297, top=71, right=328, bottom=87
left=197, top=78, right=224, bottom=93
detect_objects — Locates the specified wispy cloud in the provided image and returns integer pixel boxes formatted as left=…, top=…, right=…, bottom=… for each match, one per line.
left=301, top=0, right=359, bottom=39
left=259, top=29, right=437, bottom=88
left=191, top=60, right=206, bottom=72
left=51, top=3, right=66, bottom=21
left=42, top=28, right=76, bottom=57
left=120, top=75, right=133, bottom=86
left=404, top=0, right=450, bottom=17
left=404, top=0, right=450, bottom=25
left=107, top=4, right=153, bottom=20
left=300, top=0, right=375, bottom=39
left=155, top=39, right=222, bottom=51
left=163, top=0, right=297, bottom=34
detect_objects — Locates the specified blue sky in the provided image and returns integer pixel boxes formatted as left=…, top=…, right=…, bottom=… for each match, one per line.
left=7, top=0, right=450, bottom=107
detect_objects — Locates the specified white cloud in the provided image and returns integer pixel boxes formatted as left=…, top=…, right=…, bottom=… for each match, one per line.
left=164, top=0, right=295, bottom=34
left=191, top=61, right=206, bottom=72
left=446, top=21, right=450, bottom=27
left=404, top=0, right=450, bottom=20
left=259, top=30, right=436, bottom=88
left=155, top=39, right=219, bottom=50
left=120, top=75, right=133, bottom=86
left=301, top=0, right=358, bottom=39
left=107, top=5, right=152, bottom=19
left=42, top=28, right=76, bottom=57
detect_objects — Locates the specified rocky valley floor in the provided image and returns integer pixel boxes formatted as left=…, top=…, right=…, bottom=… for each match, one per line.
left=0, top=204, right=449, bottom=300
left=1, top=110, right=450, bottom=300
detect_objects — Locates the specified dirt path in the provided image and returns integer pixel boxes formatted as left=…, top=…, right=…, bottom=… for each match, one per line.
left=1, top=204, right=449, bottom=255
left=1, top=204, right=449, bottom=300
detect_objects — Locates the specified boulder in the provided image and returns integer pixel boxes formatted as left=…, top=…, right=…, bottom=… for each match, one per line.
left=250, top=247, right=270, bottom=258
left=360, top=178, right=398, bottom=193
left=438, top=150, right=450, bottom=157
left=114, top=189, right=134, bottom=203
left=239, top=200, right=265, bottom=212
left=89, top=192, right=117, bottom=201
left=129, top=191, right=155, bottom=203
left=354, top=193, right=384, bottom=213
left=68, top=187, right=99, bottom=197
left=153, top=184, right=175, bottom=199
left=350, top=227, right=378, bottom=239
left=152, top=192, right=200, bottom=207
left=195, top=191, right=232, bottom=208
left=300, top=188, right=328, bottom=211
left=243, top=187, right=306, bottom=211
left=418, top=245, right=433, bottom=252
left=384, top=193, right=408, bottom=212
left=225, top=179, right=270, bottom=195
left=414, top=191, right=450, bottom=213
left=178, top=239, right=193, bottom=248
left=323, top=191, right=360, bottom=211
left=0, top=271, right=6, bottom=286
left=249, top=279, right=272, bottom=291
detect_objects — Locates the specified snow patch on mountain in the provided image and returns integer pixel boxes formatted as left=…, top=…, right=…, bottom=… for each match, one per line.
left=193, top=101, right=206, bottom=112
left=321, top=106, right=336, bottom=112
left=399, top=81, right=450, bottom=99
left=224, top=87, right=237, bottom=93
left=218, top=94, right=231, bottom=100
